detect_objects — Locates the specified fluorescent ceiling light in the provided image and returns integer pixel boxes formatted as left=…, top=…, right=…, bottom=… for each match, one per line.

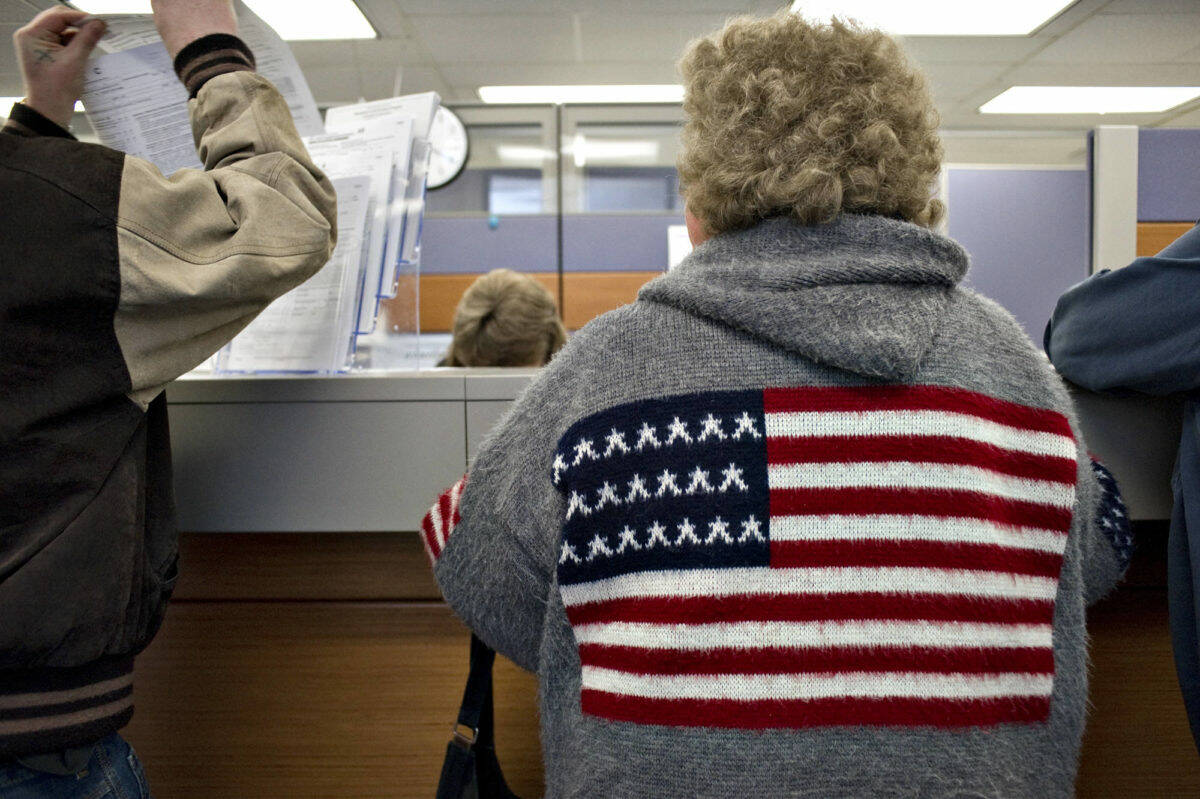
left=569, top=134, right=658, bottom=167
left=1, top=98, right=85, bottom=113
left=479, top=85, right=684, bottom=104
left=981, top=86, right=1200, bottom=114
left=496, top=145, right=553, bottom=164
left=74, top=0, right=376, bottom=40
left=789, top=0, right=1074, bottom=36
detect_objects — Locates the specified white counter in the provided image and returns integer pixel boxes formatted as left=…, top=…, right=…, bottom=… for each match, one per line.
left=166, top=371, right=1183, bottom=532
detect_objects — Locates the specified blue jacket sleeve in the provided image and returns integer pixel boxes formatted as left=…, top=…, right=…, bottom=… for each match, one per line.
left=1045, top=224, right=1200, bottom=397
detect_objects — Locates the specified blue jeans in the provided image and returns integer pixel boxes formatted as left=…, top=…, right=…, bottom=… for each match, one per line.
left=0, top=734, right=150, bottom=799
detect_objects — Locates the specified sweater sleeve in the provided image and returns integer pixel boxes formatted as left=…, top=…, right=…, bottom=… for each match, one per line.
left=1045, top=224, right=1200, bottom=398
left=424, top=371, right=572, bottom=673
left=1077, top=456, right=1135, bottom=606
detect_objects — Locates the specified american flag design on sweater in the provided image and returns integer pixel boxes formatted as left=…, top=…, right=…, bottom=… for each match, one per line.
left=551, top=384, right=1077, bottom=729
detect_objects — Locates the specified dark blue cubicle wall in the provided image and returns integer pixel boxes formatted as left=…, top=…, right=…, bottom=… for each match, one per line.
left=1138, top=129, right=1200, bottom=222
left=947, top=169, right=1089, bottom=342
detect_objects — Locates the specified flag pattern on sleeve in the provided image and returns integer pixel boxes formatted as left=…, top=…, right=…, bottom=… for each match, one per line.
left=421, top=474, right=467, bottom=564
left=551, top=385, right=1077, bottom=729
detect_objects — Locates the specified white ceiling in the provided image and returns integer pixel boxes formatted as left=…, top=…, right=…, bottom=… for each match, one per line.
left=3, top=0, right=1199, bottom=164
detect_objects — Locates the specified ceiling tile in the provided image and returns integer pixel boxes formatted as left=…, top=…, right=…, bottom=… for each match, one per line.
left=351, top=38, right=432, bottom=67
left=289, top=41, right=360, bottom=69
left=358, top=65, right=449, bottom=101
left=1031, top=14, right=1200, bottom=63
left=921, top=62, right=1011, bottom=104
left=1163, top=106, right=1200, bottom=127
left=438, top=61, right=678, bottom=90
left=1, top=0, right=42, bottom=24
left=395, top=1, right=775, bottom=13
left=408, top=13, right=577, bottom=64
left=578, top=13, right=735, bottom=62
left=900, top=36, right=1045, bottom=64
left=302, top=65, right=362, bottom=105
left=1003, top=61, right=1200, bottom=86
left=0, top=24, right=18, bottom=72
left=1102, top=0, right=1200, bottom=13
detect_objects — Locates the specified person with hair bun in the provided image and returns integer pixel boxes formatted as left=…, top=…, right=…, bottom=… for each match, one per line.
left=439, top=269, right=566, bottom=368
left=418, top=12, right=1130, bottom=796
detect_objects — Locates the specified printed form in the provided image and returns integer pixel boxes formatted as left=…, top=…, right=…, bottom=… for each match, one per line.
left=325, top=92, right=441, bottom=298
left=306, top=122, right=415, bottom=334
left=222, top=176, right=372, bottom=373
left=82, top=1, right=322, bottom=174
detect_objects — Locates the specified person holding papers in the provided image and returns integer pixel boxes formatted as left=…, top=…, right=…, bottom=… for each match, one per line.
left=0, top=1, right=335, bottom=794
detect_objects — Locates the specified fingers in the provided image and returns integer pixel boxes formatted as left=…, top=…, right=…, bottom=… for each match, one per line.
left=63, top=19, right=107, bottom=62
left=19, top=6, right=91, bottom=39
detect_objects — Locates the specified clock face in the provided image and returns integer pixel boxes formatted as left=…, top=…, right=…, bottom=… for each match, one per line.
left=426, top=106, right=469, bottom=190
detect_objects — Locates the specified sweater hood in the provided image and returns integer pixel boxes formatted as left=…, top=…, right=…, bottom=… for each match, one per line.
left=638, top=214, right=970, bottom=381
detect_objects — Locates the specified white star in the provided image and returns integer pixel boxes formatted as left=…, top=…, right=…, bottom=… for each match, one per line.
left=551, top=453, right=568, bottom=484
left=738, top=515, right=765, bottom=543
left=665, top=416, right=693, bottom=445
left=566, top=491, right=592, bottom=520
left=685, top=466, right=713, bottom=495
left=676, top=518, right=702, bottom=545
left=731, top=412, right=762, bottom=440
left=594, top=481, right=622, bottom=510
left=615, top=526, right=641, bottom=553
left=656, top=469, right=682, bottom=497
left=559, top=541, right=582, bottom=564
left=705, top=516, right=733, bottom=544
left=626, top=473, right=651, bottom=502
left=572, top=438, right=599, bottom=466
left=696, top=413, right=727, bottom=443
left=586, top=534, right=614, bottom=561
left=718, top=463, right=749, bottom=492
left=645, top=521, right=672, bottom=548
left=635, top=422, right=661, bottom=451
left=603, top=428, right=630, bottom=457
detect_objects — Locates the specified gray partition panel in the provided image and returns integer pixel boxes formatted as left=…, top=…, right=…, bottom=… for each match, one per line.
left=170, top=401, right=466, bottom=532
left=466, top=400, right=515, bottom=463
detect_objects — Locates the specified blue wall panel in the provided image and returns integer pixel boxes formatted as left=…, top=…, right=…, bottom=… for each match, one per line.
left=1138, top=129, right=1200, bottom=222
left=563, top=213, right=683, bottom=271
left=947, top=169, right=1089, bottom=342
left=421, top=216, right=557, bottom=273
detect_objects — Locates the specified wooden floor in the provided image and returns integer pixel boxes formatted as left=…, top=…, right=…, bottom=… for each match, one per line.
left=123, top=527, right=1200, bottom=798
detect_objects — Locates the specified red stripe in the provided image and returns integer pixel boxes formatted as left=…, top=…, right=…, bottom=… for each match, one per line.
left=420, top=513, right=441, bottom=560
left=565, top=592, right=1054, bottom=627
left=769, top=539, right=1063, bottom=578
left=581, top=691, right=1051, bottom=728
left=765, top=434, right=1077, bottom=485
left=437, top=491, right=453, bottom=539
left=769, top=487, right=1073, bottom=532
left=763, top=385, right=1072, bottom=437
left=579, top=644, right=1056, bottom=676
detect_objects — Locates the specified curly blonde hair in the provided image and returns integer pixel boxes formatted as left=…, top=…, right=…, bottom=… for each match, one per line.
left=678, top=11, right=944, bottom=233
left=441, top=269, right=566, bottom=367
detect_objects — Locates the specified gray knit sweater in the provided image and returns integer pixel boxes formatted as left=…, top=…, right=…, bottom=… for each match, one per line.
left=423, top=214, right=1131, bottom=798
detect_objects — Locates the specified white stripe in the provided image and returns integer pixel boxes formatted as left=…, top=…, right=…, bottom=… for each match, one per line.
left=770, top=515, right=1068, bottom=555
left=449, top=479, right=465, bottom=526
left=428, top=497, right=445, bottom=550
left=581, top=667, right=1054, bottom=701
left=764, top=410, right=1076, bottom=460
left=767, top=461, right=1075, bottom=508
left=559, top=566, right=1058, bottom=607
left=573, top=620, right=1052, bottom=650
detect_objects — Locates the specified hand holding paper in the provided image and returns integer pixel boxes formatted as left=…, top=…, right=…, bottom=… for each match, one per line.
left=12, top=7, right=106, bottom=127
left=150, top=0, right=238, bottom=60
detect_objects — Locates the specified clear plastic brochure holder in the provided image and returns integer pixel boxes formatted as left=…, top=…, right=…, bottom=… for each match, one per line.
left=214, top=92, right=441, bottom=375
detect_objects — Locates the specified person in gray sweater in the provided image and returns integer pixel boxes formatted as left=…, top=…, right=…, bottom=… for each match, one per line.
left=421, top=11, right=1131, bottom=797
left=1046, top=223, right=1200, bottom=754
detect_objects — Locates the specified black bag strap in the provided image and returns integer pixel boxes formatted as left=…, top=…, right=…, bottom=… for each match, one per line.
left=436, top=635, right=522, bottom=799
